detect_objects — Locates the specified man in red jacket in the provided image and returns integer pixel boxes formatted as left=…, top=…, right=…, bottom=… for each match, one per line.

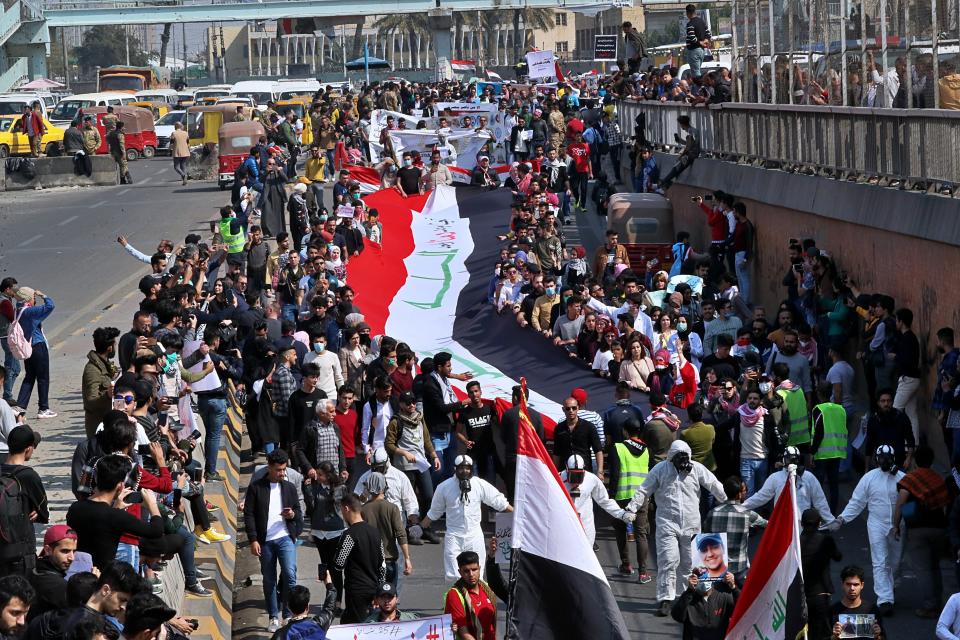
left=15, top=104, right=46, bottom=158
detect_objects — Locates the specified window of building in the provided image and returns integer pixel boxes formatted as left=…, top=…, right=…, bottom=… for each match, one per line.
left=555, top=13, right=567, bottom=26
left=555, top=41, right=569, bottom=53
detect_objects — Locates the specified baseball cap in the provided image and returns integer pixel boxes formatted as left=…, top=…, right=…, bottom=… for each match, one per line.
left=398, top=391, right=416, bottom=405
left=7, top=425, right=41, bottom=454
left=43, top=525, right=77, bottom=547
left=696, top=533, right=724, bottom=552
left=375, top=582, right=397, bottom=598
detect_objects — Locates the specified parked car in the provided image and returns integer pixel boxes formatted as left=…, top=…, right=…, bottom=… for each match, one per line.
left=155, top=109, right=186, bottom=154
left=0, top=115, right=64, bottom=157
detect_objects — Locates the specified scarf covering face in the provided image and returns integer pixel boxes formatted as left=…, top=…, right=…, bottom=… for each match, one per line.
left=432, top=371, right=457, bottom=405
left=737, top=403, right=768, bottom=426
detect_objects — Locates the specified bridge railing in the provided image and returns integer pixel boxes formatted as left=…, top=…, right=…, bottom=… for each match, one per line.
left=0, top=56, right=28, bottom=92
left=619, top=99, right=960, bottom=187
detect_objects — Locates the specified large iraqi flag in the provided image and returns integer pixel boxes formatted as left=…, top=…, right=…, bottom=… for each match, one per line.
left=725, top=470, right=808, bottom=639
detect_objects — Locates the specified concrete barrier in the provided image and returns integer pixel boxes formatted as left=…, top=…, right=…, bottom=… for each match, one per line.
left=181, top=383, right=244, bottom=640
left=1, top=155, right=119, bottom=190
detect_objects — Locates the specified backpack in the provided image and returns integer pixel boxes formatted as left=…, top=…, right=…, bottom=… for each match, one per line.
left=282, top=618, right=327, bottom=640
left=7, top=306, right=32, bottom=360
left=0, top=468, right=36, bottom=561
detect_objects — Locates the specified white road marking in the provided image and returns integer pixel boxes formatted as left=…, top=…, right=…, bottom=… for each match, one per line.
left=19, top=234, right=42, bottom=247
left=58, top=215, right=79, bottom=226
left=90, top=200, right=108, bottom=208
left=118, top=188, right=131, bottom=196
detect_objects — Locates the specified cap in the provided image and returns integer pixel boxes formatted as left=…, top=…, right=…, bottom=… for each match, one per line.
left=375, top=582, right=397, bottom=598
left=398, top=391, right=416, bottom=405
left=478, top=155, right=489, bottom=162
left=570, top=388, right=587, bottom=407
left=293, top=182, right=307, bottom=193
left=371, top=447, right=390, bottom=465
left=14, top=286, right=35, bottom=301
left=138, top=275, right=158, bottom=293
left=366, top=472, right=388, bottom=496
left=7, top=425, right=41, bottom=454
left=43, top=525, right=77, bottom=547
left=696, top=533, right=724, bottom=551
left=566, top=454, right=585, bottom=470
left=454, top=454, right=474, bottom=467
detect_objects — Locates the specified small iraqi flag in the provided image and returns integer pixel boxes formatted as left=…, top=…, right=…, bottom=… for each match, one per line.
left=450, top=59, right=475, bottom=72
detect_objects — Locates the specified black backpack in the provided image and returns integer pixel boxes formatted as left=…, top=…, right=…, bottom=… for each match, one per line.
left=0, top=467, right=35, bottom=561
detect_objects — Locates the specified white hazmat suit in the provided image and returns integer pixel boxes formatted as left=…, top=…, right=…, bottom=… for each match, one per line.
left=627, top=439, right=726, bottom=603
left=560, top=469, right=629, bottom=545
left=836, top=467, right=905, bottom=605
left=426, top=475, right=510, bottom=580
left=742, top=468, right=834, bottom=525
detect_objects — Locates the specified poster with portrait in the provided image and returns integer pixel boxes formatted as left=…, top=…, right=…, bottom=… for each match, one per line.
left=837, top=614, right=876, bottom=638
left=690, top=532, right=729, bottom=584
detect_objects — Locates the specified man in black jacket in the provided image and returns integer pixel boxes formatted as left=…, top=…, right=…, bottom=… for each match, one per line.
left=671, top=571, right=739, bottom=639
left=420, top=352, right=469, bottom=484
left=334, top=493, right=385, bottom=624
left=26, top=526, right=76, bottom=622
left=243, top=449, right=303, bottom=633
left=269, top=582, right=337, bottom=640
left=497, top=385, right=546, bottom=502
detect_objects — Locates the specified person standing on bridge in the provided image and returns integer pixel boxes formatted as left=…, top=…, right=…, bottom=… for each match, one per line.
left=683, top=4, right=711, bottom=79
left=660, top=115, right=700, bottom=190
left=170, top=121, right=190, bottom=187
left=108, top=120, right=132, bottom=185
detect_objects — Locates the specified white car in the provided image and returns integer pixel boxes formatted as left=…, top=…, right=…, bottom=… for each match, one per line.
left=154, top=110, right=186, bottom=154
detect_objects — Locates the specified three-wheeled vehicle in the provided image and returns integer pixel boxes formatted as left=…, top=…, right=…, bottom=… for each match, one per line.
left=83, top=105, right=158, bottom=160
left=218, top=120, right=266, bottom=189
left=606, top=192, right=676, bottom=278
left=274, top=98, right=312, bottom=145
left=187, top=104, right=256, bottom=148
left=130, top=100, right=170, bottom=120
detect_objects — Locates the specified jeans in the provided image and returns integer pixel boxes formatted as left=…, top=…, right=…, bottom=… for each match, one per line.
left=309, top=183, right=324, bottom=212
left=894, top=375, right=921, bottom=444
left=632, top=176, right=644, bottom=194
left=740, top=458, right=767, bottom=497
left=734, top=250, right=751, bottom=306
left=325, top=149, right=335, bottom=180
left=608, top=144, right=622, bottom=182
left=177, top=525, right=200, bottom=586
left=684, top=46, right=706, bottom=77
left=198, top=395, right=227, bottom=475
left=173, top=156, right=187, bottom=178
left=281, top=303, right=298, bottom=324
left=260, top=536, right=298, bottom=618
left=814, top=458, right=841, bottom=514
left=559, top=191, right=571, bottom=223
left=404, top=469, right=434, bottom=518
left=0, top=337, right=20, bottom=401
left=115, top=542, right=140, bottom=571
left=431, top=434, right=458, bottom=485
left=17, top=341, right=50, bottom=411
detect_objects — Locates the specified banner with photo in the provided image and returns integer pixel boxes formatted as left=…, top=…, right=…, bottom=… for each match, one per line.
left=326, top=614, right=454, bottom=640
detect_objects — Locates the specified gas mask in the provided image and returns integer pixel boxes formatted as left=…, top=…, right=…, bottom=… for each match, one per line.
left=566, top=454, right=586, bottom=498
left=671, top=452, right=693, bottom=474
left=455, top=455, right=474, bottom=502
left=875, top=445, right=897, bottom=473
left=783, top=446, right=804, bottom=477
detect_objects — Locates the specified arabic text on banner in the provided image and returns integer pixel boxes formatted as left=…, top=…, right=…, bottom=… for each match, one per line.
left=325, top=613, right=454, bottom=640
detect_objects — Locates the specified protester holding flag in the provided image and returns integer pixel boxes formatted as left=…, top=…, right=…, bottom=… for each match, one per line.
left=626, top=439, right=726, bottom=616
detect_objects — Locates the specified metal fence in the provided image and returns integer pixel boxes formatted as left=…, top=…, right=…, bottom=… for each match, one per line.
left=619, top=99, right=960, bottom=185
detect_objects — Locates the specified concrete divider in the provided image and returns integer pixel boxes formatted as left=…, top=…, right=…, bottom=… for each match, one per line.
left=1, top=156, right=119, bottom=190
left=180, top=383, right=244, bottom=639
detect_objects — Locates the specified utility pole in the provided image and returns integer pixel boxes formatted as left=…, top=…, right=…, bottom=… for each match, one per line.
left=61, top=27, right=70, bottom=89
left=183, top=23, right=188, bottom=83
left=219, top=23, right=227, bottom=83
left=125, top=26, right=130, bottom=65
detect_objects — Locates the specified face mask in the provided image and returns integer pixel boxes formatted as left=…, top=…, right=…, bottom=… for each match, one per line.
left=545, top=287, right=556, bottom=297
left=567, top=469, right=585, bottom=487
left=671, top=452, right=693, bottom=474
left=799, top=339, right=810, bottom=347
left=562, top=295, right=570, bottom=304
left=403, top=159, right=412, bottom=167
left=878, top=455, right=896, bottom=473
left=656, top=364, right=669, bottom=371
left=677, top=322, right=688, bottom=332
left=385, top=357, right=397, bottom=367
left=759, top=381, right=772, bottom=394
left=313, top=343, right=325, bottom=353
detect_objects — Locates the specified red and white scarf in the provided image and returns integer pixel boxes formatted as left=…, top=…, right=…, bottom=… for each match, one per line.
left=737, top=403, right=767, bottom=427
left=646, top=407, right=682, bottom=432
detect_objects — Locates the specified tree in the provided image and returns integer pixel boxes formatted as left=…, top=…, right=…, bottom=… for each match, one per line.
left=511, top=7, right=554, bottom=64
left=72, top=25, right=148, bottom=73
left=158, top=24, right=172, bottom=68
left=373, top=13, right=431, bottom=68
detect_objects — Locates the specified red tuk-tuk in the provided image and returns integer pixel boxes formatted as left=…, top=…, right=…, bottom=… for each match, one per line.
left=84, top=105, right=158, bottom=160
left=218, top=120, right=265, bottom=189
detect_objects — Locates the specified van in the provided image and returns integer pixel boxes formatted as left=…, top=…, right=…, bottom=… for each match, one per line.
left=192, top=85, right=232, bottom=105
left=275, top=78, right=320, bottom=100
left=49, top=92, right=137, bottom=127
left=229, top=80, right=278, bottom=110
left=0, top=95, right=49, bottom=118
left=134, top=88, right=180, bottom=105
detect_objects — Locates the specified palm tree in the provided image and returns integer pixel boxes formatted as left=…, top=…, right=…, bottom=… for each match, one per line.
left=459, top=9, right=505, bottom=70
left=158, top=23, right=172, bottom=68
left=374, top=13, right=431, bottom=69
left=511, top=7, right=555, bottom=63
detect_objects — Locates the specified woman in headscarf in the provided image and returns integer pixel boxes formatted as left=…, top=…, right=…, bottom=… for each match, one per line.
left=645, top=349, right=675, bottom=398
left=326, top=245, right=347, bottom=287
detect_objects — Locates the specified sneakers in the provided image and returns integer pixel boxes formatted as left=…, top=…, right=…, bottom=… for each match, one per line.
left=617, top=563, right=634, bottom=576
left=638, top=572, right=652, bottom=584
left=181, top=175, right=188, bottom=186
left=654, top=600, right=671, bottom=617
left=205, top=500, right=220, bottom=512
left=204, top=471, right=225, bottom=482
left=195, top=569, right=213, bottom=581
left=37, top=409, right=58, bottom=419
left=267, top=618, right=281, bottom=633
left=195, top=527, right=231, bottom=544
left=186, top=583, right=212, bottom=597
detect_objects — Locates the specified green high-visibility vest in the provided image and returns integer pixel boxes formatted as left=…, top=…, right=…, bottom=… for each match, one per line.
left=219, top=218, right=245, bottom=254
left=614, top=442, right=649, bottom=501
left=814, top=402, right=847, bottom=460
left=777, top=386, right=810, bottom=446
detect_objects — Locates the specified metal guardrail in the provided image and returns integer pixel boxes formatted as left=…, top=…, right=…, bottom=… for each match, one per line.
left=0, top=1, right=21, bottom=47
left=619, top=99, right=960, bottom=186
left=0, top=56, right=28, bottom=93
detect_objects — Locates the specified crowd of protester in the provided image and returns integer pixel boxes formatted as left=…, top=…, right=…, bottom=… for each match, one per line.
left=3, top=60, right=960, bottom=640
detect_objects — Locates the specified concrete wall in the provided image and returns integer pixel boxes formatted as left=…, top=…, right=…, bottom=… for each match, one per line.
left=657, top=151, right=959, bottom=446
left=2, top=155, right=118, bottom=190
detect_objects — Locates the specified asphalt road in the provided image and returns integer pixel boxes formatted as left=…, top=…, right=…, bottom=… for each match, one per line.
left=1, top=158, right=948, bottom=639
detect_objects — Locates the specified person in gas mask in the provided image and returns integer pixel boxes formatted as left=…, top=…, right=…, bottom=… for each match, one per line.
left=626, top=440, right=726, bottom=617
left=827, top=444, right=905, bottom=617
left=353, top=447, right=438, bottom=543
left=420, top=455, right=512, bottom=581
left=560, top=455, right=634, bottom=548
left=742, top=446, right=834, bottom=525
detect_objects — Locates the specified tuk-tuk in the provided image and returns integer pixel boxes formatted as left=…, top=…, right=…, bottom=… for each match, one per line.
left=218, top=121, right=266, bottom=189
left=130, top=100, right=170, bottom=120
left=606, top=193, right=676, bottom=277
left=83, top=105, right=158, bottom=160
left=187, top=104, right=255, bottom=147
left=275, top=98, right=312, bottom=146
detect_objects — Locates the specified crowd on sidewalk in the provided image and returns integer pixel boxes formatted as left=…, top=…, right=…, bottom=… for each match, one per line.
left=3, top=65, right=960, bottom=640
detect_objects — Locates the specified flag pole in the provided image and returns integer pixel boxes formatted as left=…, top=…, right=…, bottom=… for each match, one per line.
left=364, top=42, right=370, bottom=87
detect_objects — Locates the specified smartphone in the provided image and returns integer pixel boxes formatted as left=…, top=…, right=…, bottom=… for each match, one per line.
left=317, top=563, right=328, bottom=582
left=793, top=263, right=803, bottom=273
left=157, top=412, right=168, bottom=427
left=703, top=194, right=714, bottom=201
left=187, top=619, right=199, bottom=631
left=123, top=491, right=143, bottom=504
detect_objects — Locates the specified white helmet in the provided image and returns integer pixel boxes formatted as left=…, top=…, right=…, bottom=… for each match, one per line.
left=566, top=454, right=586, bottom=471
left=454, top=454, right=474, bottom=467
